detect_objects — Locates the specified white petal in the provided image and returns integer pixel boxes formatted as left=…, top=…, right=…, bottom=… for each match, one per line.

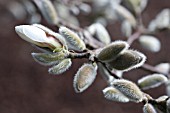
left=15, top=25, right=48, bottom=43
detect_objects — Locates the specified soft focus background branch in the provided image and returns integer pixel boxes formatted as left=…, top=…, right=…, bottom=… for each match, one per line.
left=0, top=0, right=170, bottom=113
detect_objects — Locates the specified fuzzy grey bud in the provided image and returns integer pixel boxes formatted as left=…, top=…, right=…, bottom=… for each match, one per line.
left=97, top=41, right=129, bottom=62
left=167, top=98, right=170, bottom=113
left=31, top=52, right=66, bottom=66
left=73, top=63, right=97, bottom=93
left=143, top=103, right=157, bottom=113
left=103, top=86, right=130, bottom=103
left=59, top=26, right=86, bottom=51
left=107, top=49, right=146, bottom=72
left=48, top=59, right=72, bottom=75
left=138, top=74, right=168, bottom=90
left=111, top=79, right=144, bottom=102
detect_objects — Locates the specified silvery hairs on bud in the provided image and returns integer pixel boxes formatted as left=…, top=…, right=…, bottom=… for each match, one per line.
left=138, top=74, right=168, bottom=90
left=139, top=35, right=161, bottom=52
left=73, top=63, right=97, bottom=93
left=97, top=40, right=129, bottom=62
left=107, top=49, right=146, bottom=72
left=143, top=103, right=157, bottom=113
left=48, top=58, right=72, bottom=75
left=59, top=26, right=86, bottom=51
left=111, top=79, right=144, bottom=102
left=31, top=52, right=66, bottom=66
left=33, top=0, right=59, bottom=25
left=103, top=86, right=130, bottom=103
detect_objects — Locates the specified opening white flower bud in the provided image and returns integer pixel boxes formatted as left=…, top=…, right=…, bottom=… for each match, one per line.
left=59, top=26, right=86, bottom=51
left=48, top=59, right=72, bottom=75
left=73, top=63, right=97, bottom=93
left=103, top=86, right=130, bottom=103
left=139, top=35, right=161, bottom=52
left=107, top=49, right=146, bottom=72
left=138, top=74, right=168, bottom=90
left=111, top=79, right=144, bottom=102
left=15, top=25, right=63, bottom=50
left=97, top=40, right=129, bottom=62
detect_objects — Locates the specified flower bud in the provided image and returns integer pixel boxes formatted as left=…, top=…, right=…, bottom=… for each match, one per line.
left=139, top=35, right=161, bottom=52
left=166, top=80, right=170, bottom=96
left=103, top=86, right=130, bottom=103
left=31, top=52, right=66, bottom=66
left=59, top=26, right=86, bottom=51
left=73, top=63, right=97, bottom=93
left=166, top=98, right=170, bottom=113
left=111, top=79, right=144, bottom=102
left=143, top=103, right=157, bottom=113
left=121, top=20, right=132, bottom=38
left=33, top=0, right=59, bottom=25
left=138, top=74, right=168, bottom=90
left=148, top=8, right=170, bottom=31
left=122, top=0, right=148, bottom=14
left=107, top=49, right=146, bottom=72
left=15, top=25, right=63, bottom=50
left=97, top=41, right=129, bottom=62
left=88, top=23, right=111, bottom=44
left=113, top=4, right=137, bottom=27
left=48, top=59, right=72, bottom=75
left=155, top=63, right=170, bottom=74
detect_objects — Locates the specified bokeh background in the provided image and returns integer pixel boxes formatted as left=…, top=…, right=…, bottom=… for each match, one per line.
left=0, top=0, right=170, bottom=113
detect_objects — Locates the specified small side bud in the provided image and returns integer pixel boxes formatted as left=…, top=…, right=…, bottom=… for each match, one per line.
left=148, top=8, right=170, bottom=31
left=107, top=50, right=146, bottom=72
left=138, top=74, right=168, bottom=90
left=31, top=52, right=66, bottom=66
left=59, top=26, right=86, bottom=51
left=143, top=103, right=157, bottom=113
left=103, top=86, right=130, bottom=103
left=111, top=79, right=144, bottom=102
left=121, top=20, right=132, bottom=38
left=73, top=63, right=97, bottom=93
left=166, top=98, right=170, bottom=113
left=48, top=59, right=72, bottom=75
left=166, top=80, right=170, bottom=96
left=139, top=35, right=161, bottom=52
left=97, top=41, right=129, bottom=62
left=155, top=63, right=170, bottom=74
left=88, top=23, right=111, bottom=44
left=114, top=4, right=137, bottom=27
left=33, top=0, right=59, bottom=25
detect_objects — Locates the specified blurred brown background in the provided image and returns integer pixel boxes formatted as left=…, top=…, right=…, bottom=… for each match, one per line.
left=0, top=0, right=170, bottom=113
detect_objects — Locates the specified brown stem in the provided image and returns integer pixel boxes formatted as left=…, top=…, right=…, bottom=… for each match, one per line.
left=127, top=30, right=142, bottom=46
